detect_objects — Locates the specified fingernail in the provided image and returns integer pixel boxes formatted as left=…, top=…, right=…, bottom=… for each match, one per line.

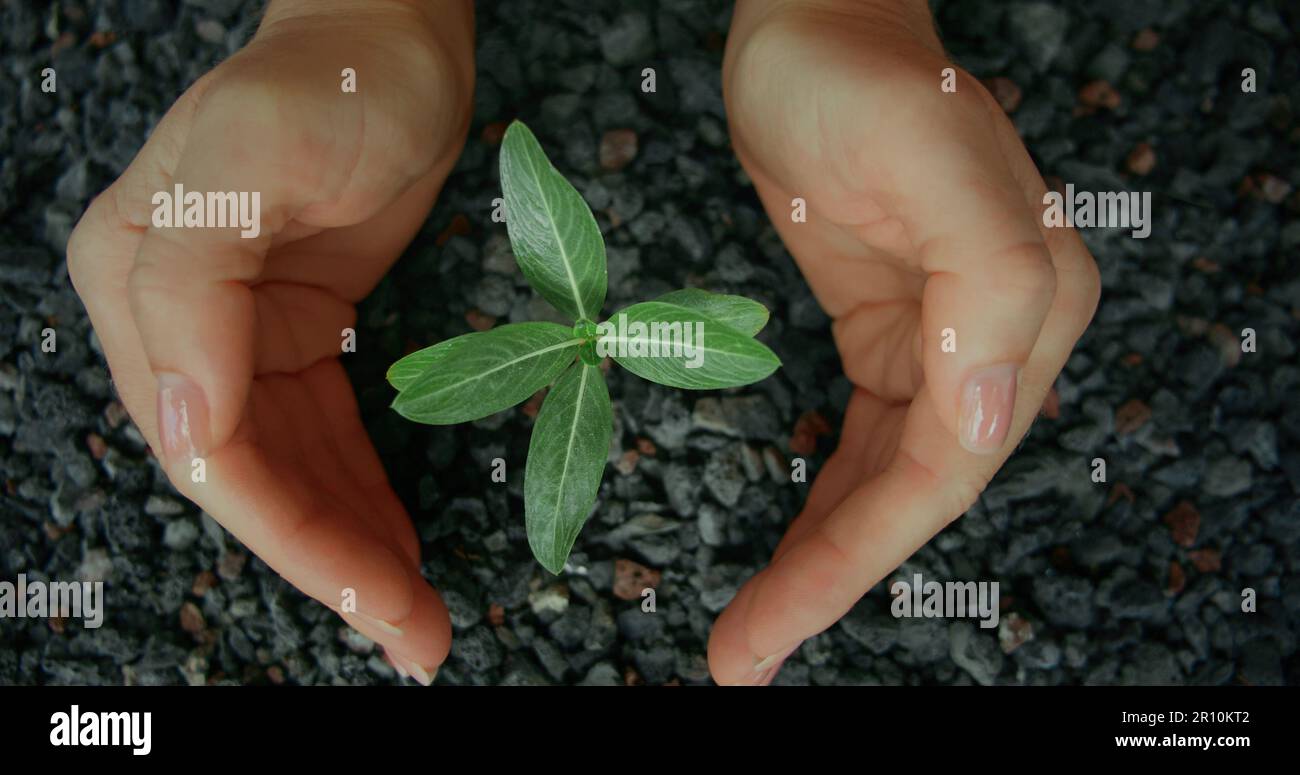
left=958, top=363, right=1019, bottom=454
left=407, top=662, right=439, bottom=686
left=749, top=643, right=800, bottom=685
left=353, top=611, right=404, bottom=637
left=156, top=372, right=210, bottom=466
left=384, top=652, right=409, bottom=679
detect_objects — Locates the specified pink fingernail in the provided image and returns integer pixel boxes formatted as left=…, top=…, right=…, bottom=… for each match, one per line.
left=958, top=363, right=1018, bottom=454
left=156, top=372, right=210, bottom=467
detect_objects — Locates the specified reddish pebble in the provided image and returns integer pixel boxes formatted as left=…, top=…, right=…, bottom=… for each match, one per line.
left=599, top=129, right=639, bottom=171
left=86, top=433, right=107, bottom=460
left=435, top=214, right=471, bottom=247
left=1078, top=80, right=1121, bottom=112
left=192, top=570, right=218, bottom=597
left=1131, top=28, right=1160, bottom=51
left=1106, top=482, right=1136, bottom=506
left=481, top=121, right=508, bottom=145
left=983, top=77, right=1023, bottom=114
left=522, top=390, right=546, bottom=419
left=1163, top=501, right=1200, bottom=548
left=180, top=602, right=206, bottom=635
left=615, top=449, right=640, bottom=475
left=1040, top=386, right=1060, bottom=419
left=1126, top=142, right=1156, bottom=176
left=1188, top=548, right=1222, bottom=573
left=613, top=558, right=660, bottom=601
left=465, top=309, right=497, bottom=332
left=1114, top=399, right=1152, bottom=435
left=1166, top=561, right=1186, bottom=596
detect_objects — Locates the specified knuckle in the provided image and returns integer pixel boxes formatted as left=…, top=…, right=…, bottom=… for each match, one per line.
left=1076, top=255, right=1103, bottom=320
left=65, top=193, right=111, bottom=290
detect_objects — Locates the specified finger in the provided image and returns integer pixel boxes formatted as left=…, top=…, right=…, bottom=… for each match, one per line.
left=261, top=361, right=420, bottom=571
left=66, top=76, right=216, bottom=444
left=126, top=76, right=336, bottom=468
left=186, top=409, right=417, bottom=630
left=709, top=237, right=1099, bottom=685
left=708, top=388, right=959, bottom=685
left=891, top=111, right=1058, bottom=455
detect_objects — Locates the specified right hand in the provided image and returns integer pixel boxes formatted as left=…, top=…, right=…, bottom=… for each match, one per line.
left=67, top=0, right=475, bottom=683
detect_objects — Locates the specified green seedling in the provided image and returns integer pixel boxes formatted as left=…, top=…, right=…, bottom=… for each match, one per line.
left=387, top=120, right=781, bottom=573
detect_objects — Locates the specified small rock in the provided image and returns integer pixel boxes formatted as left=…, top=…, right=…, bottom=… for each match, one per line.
left=1188, top=548, right=1222, bottom=573
left=1203, top=457, right=1251, bottom=497
left=465, top=309, right=496, bottom=332
left=998, top=612, right=1034, bottom=654
left=144, top=494, right=184, bottom=517
left=789, top=410, right=831, bottom=455
left=613, top=558, right=660, bottom=601
left=1006, top=3, right=1068, bottom=71
left=1114, top=399, right=1151, bottom=435
left=599, top=129, right=638, bottom=171
left=950, top=624, right=1004, bottom=685
left=85, top=433, right=107, bottom=460
left=217, top=551, right=247, bottom=581
left=1131, top=28, right=1160, bottom=51
left=195, top=18, right=225, bottom=44
left=162, top=518, right=199, bottom=551
left=599, top=12, right=652, bottom=67
left=1163, top=501, right=1201, bottom=548
left=697, top=502, right=727, bottom=547
left=1126, top=142, right=1156, bottom=175
left=982, top=76, right=1022, bottom=113
left=1078, top=80, right=1121, bottom=112
left=614, top=449, right=639, bottom=475
left=704, top=443, right=747, bottom=507
left=528, top=584, right=570, bottom=618
left=1166, top=561, right=1186, bottom=596
left=179, top=602, right=206, bottom=636
left=1039, top=386, right=1060, bottom=419
left=692, top=395, right=781, bottom=441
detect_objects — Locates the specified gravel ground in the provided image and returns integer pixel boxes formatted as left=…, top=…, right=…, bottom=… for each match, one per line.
left=1, top=0, right=1297, bottom=686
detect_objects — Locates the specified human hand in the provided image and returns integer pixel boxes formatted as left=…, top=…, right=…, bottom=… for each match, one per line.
left=709, top=0, right=1101, bottom=684
left=66, top=0, right=475, bottom=683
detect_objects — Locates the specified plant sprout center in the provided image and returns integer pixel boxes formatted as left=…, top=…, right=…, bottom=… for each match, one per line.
left=574, top=319, right=601, bottom=365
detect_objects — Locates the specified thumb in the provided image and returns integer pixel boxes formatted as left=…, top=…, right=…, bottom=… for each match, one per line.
left=898, top=134, right=1056, bottom=455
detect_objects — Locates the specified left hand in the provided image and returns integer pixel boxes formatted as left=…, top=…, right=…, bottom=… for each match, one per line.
left=709, top=0, right=1101, bottom=684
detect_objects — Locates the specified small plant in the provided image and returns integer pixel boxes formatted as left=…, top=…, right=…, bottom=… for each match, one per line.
left=387, top=121, right=780, bottom=573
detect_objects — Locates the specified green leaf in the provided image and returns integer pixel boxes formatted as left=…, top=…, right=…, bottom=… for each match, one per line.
left=524, top=362, right=612, bottom=574
left=600, top=301, right=781, bottom=390
left=500, top=121, right=607, bottom=322
left=387, top=345, right=451, bottom=393
left=390, top=323, right=580, bottom=425
left=655, top=288, right=770, bottom=336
